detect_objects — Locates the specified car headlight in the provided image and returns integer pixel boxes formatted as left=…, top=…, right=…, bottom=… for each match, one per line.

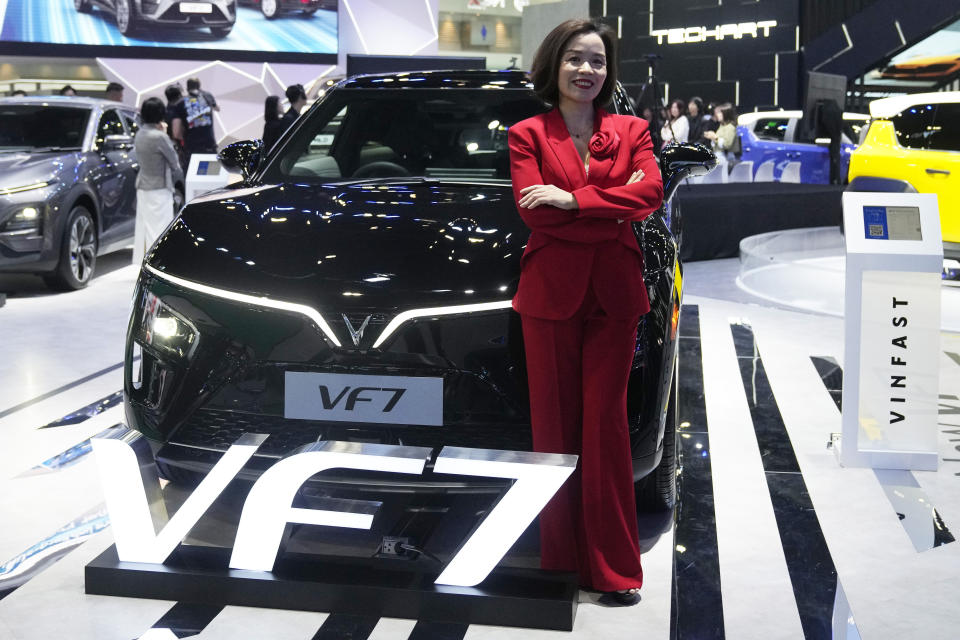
left=0, top=180, right=56, bottom=196
left=134, top=290, right=199, bottom=360
left=2, top=206, right=42, bottom=233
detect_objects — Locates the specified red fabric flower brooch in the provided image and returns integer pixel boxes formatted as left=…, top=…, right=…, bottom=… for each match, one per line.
left=589, top=130, right=620, bottom=159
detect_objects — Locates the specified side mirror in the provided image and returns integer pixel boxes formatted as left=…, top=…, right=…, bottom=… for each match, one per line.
left=661, top=143, right=717, bottom=202
left=102, top=134, right=133, bottom=152
left=218, top=139, right=263, bottom=183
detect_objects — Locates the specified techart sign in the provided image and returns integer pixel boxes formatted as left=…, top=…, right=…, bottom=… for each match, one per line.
left=650, top=21, right=778, bottom=44
left=92, top=428, right=576, bottom=587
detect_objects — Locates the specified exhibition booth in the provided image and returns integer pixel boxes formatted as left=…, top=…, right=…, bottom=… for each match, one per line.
left=2, top=1, right=960, bottom=639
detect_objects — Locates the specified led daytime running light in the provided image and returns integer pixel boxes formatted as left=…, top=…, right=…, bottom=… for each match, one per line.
left=143, top=264, right=343, bottom=348
left=372, top=300, right=513, bottom=349
left=144, top=265, right=513, bottom=351
left=0, top=181, right=55, bottom=196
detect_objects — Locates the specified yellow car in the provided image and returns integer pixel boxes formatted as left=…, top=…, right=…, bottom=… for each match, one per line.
left=848, top=92, right=960, bottom=257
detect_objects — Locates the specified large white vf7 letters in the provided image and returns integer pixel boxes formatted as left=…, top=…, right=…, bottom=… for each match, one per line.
left=93, top=428, right=577, bottom=587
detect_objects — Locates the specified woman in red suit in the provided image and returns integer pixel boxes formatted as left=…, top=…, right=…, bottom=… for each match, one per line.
left=508, top=19, right=664, bottom=605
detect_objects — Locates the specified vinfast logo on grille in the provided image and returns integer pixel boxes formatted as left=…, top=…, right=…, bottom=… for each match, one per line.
left=342, top=313, right=371, bottom=347
left=285, top=372, right=443, bottom=426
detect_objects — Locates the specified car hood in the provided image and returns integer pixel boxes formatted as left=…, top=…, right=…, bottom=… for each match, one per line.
left=0, top=150, right=70, bottom=187
left=147, top=180, right=528, bottom=311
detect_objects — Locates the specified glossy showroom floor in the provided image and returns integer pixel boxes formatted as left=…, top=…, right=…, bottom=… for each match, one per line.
left=1, top=252, right=959, bottom=640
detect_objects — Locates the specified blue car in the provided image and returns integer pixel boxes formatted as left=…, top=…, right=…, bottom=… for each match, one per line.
left=736, top=111, right=868, bottom=184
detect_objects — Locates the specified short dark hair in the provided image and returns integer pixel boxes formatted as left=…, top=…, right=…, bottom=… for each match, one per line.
left=186, top=77, right=201, bottom=92
left=688, top=96, right=704, bottom=114
left=59, top=85, right=76, bottom=96
left=529, top=19, right=618, bottom=108
left=106, top=82, right=123, bottom=93
left=285, top=83, right=306, bottom=103
left=265, top=95, right=280, bottom=122
left=10, top=89, right=26, bottom=97
left=717, top=102, right=737, bottom=124
left=140, top=97, right=166, bottom=124
left=164, top=84, right=182, bottom=103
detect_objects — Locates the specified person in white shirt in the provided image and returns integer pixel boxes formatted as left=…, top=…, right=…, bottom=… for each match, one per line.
left=660, top=98, right=689, bottom=147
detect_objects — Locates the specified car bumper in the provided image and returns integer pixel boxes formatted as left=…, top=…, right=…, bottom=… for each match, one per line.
left=125, top=269, right=665, bottom=491
left=142, top=1, right=235, bottom=25
left=0, top=231, right=54, bottom=272
left=0, top=192, right=60, bottom=273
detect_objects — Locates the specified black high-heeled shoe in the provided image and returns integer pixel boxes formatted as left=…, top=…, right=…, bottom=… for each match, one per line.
left=599, top=587, right=641, bottom=607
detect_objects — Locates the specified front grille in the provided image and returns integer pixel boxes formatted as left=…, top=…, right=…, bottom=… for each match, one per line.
left=171, top=408, right=532, bottom=458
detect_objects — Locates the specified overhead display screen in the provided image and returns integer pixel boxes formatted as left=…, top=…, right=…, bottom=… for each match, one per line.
left=0, top=0, right=338, bottom=63
left=862, top=17, right=960, bottom=88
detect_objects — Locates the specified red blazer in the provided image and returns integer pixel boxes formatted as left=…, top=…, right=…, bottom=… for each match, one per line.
left=509, top=108, right=664, bottom=320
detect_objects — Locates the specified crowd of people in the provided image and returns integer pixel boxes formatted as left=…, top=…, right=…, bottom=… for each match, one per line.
left=650, top=96, right=741, bottom=170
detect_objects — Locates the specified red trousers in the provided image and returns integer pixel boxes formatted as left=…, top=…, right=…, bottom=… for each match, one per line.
left=521, top=285, right=644, bottom=592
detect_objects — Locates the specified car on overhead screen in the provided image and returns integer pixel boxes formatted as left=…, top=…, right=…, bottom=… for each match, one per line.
left=737, top=110, right=869, bottom=183
left=123, top=70, right=715, bottom=512
left=879, top=55, right=960, bottom=81
left=238, top=0, right=336, bottom=19
left=74, top=0, right=237, bottom=38
left=847, top=91, right=960, bottom=258
left=0, top=96, right=183, bottom=290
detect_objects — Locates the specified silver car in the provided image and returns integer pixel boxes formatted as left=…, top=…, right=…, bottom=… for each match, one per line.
left=74, top=0, right=237, bottom=38
left=0, top=97, right=179, bottom=290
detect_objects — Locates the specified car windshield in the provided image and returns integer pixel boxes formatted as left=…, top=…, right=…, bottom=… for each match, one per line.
left=0, top=105, right=90, bottom=150
left=265, top=88, right=549, bottom=183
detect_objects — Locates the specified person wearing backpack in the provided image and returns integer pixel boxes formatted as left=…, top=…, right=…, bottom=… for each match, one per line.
left=172, top=77, right=220, bottom=168
left=704, top=102, right=740, bottom=171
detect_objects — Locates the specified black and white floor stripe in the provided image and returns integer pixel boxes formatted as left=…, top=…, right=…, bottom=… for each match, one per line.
left=731, top=320, right=838, bottom=639
left=6, top=303, right=959, bottom=638
left=672, top=305, right=724, bottom=639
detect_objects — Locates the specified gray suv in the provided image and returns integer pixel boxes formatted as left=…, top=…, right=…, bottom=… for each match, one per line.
left=74, top=0, right=237, bottom=38
left=0, top=97, right=177, bottom=290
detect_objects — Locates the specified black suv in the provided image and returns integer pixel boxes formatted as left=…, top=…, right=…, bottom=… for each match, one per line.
left=0, top=97, right=152, bottom=290
left=124, top=70, right=713, bottom=510
left=74, top=0, right=237, bottom=38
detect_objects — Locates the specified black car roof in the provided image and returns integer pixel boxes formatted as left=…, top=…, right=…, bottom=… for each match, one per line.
left=339, top=69, right=532, bottom=90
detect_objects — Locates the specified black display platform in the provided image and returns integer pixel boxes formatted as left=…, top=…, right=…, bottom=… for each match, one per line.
left=676, top=182, right=844, bottom=262
left=85, top=544, right=579, bottom=631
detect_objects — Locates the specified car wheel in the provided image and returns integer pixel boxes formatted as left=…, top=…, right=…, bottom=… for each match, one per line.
left=115, top=0, right=137, bottom=36
left=75, top=0, right=91, bottom=12
left=45, top=205, right=98, bottom=291
left=261, top=0, right=279, bottom=18
left=303, top=8, right=318, bottom=15
left=635, top=364, right=679, bottom=512
left=210, top=24, right=233, bottom=37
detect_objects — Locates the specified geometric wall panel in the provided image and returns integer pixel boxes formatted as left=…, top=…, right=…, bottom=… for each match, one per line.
left=97, top=0, right=439, bottom=146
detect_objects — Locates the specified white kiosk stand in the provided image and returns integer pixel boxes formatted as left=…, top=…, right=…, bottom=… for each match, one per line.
left=185, top=153, right=231, bottom=203
left=838, top=192, right=942, bottom=471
